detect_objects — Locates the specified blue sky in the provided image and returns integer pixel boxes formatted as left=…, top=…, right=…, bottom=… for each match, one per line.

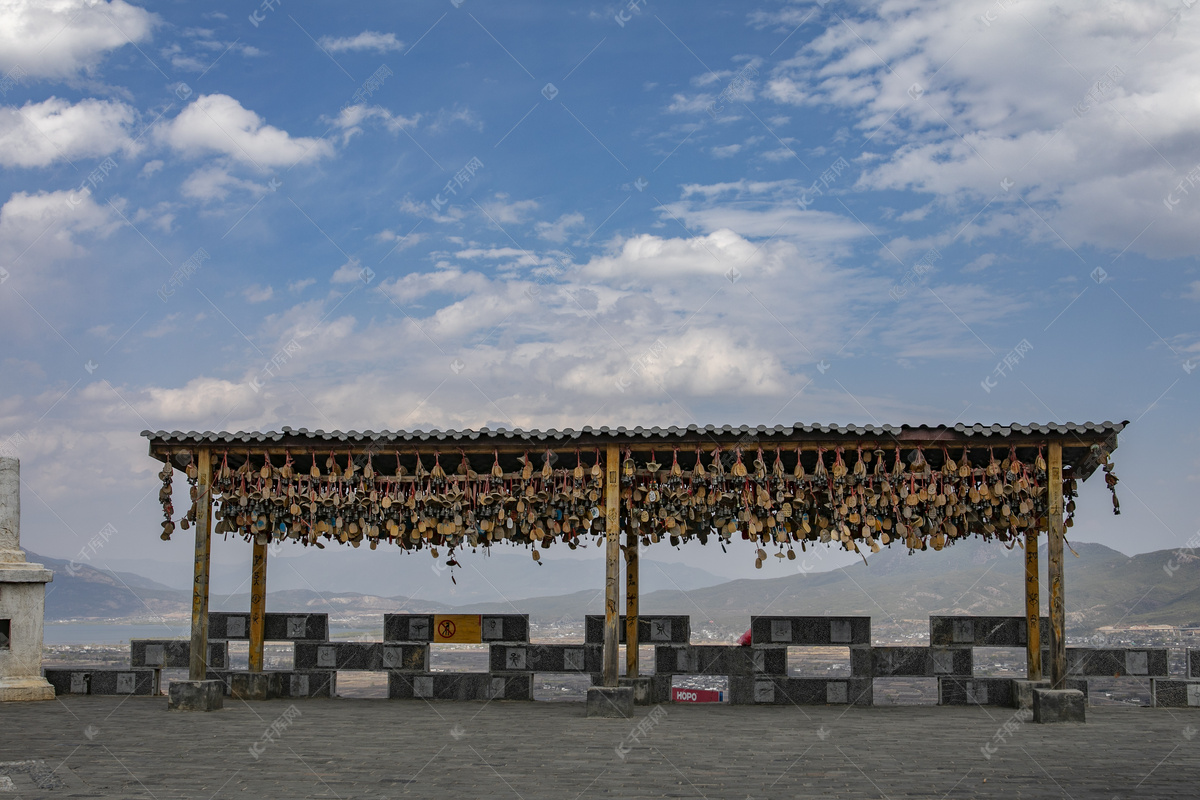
left=0, top=0, right=1197, bottom=594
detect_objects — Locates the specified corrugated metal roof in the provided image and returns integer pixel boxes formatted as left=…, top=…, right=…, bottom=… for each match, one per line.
left=142, top=421, right=1127, bottom=445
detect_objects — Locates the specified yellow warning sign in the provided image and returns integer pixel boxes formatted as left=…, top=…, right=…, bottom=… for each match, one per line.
left=433, top=614, right=482, bottom=643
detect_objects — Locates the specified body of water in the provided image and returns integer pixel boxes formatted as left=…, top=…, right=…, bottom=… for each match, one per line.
left=43, top=623, right=366, bottom=645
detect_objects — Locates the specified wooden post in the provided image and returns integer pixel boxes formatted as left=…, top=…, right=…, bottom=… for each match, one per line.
left=1047, top=441, right=1066, bottom=689
left=625, top=527, right=639, bottom=679
left=603, top=444, right=620, bottom=687
left=249, top=539, right=268, bottom=673
left=188, top=449, right=213, bottom=681
left=1024, top=530, right=1042, bottom=681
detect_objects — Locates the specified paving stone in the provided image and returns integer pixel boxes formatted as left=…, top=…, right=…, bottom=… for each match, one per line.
left=1013, top=679, right=1052, bottom=709
left=586, top=686, right=633, bottom=717
left=618, top=676, right=653, bottom=705
left=6, top=694, right=1199, bottom=798
left=1032, top=689, right=1086, bottom=723
left=167, top=680, right=223, bottom=711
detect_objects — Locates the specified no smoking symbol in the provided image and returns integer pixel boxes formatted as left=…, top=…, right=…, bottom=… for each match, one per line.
left=437, top=620, right=456, bottom=639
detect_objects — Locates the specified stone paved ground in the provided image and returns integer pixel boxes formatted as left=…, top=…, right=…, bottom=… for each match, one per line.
left=1, top=696, right=1198, bottom=799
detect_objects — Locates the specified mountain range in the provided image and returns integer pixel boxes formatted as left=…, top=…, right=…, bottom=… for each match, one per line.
left=29, top=539, right=1200, bottom=634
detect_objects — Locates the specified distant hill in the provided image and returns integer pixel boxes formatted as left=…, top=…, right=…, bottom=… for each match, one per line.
left=28, top=540, right=1200, bottom=634
left=94, top=549, right=732, bottom=603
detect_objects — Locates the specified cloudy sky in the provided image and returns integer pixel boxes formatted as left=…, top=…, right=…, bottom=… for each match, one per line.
left=1, top=0, right=1197, bottom=596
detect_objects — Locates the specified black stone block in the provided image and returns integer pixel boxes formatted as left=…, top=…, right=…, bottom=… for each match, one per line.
left=384, top=614, right=434, bottom=642
left=864, top=647, right=973, bottom=677
left=208, top=670, right=336, bottom=698
left=938, top=678, right=1016, bottom=706
left=387, top=672, right=532, bottom=700
left=653, top=645, right=787, bottom=676
left=382, top=614, right=529, bottom=643
left=929, top=616, right=1049, bottom=647
left=729, top=676, right=873, bottom=705
left=482, top=615, right=530, bottom=643
left=1060, top=648, right=1168, bottom=677
left=488, top=644, right=603, bottom=672
left=584, top=615, right=690, bottom=644
left=43, top=669, right=156, bottom=696
left=130, top=639, right=228, bottom=670
left=167, top=679, right=223, bottom=711
left=208, top=612, right=328, bottom=641
left=293, top=642, right=428, bottom=671
left=1151, top=679, right=1200, bottom=708
left=749, top=616, right=871, bottom=646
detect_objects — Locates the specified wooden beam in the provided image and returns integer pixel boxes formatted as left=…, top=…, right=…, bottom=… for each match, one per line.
left=625, top=525, right=639, bottom=679
left=248, top=539, right=268, bottom=673
left=603, top=444, right=620, bottom=687
left=1024, top=529, right=1042, bottom=681
left=188, top=448, right=213, bottom=681
left=146, top=435, right=1118, bottom=463
left=1048, top=441, right=1066, bottom=689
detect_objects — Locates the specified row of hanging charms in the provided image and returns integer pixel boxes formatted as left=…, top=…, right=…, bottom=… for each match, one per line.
left=155, top=442, right=1119, bottom=569
left=619, top=445, right=1069, bottom=568
left=184, top=449, right=612, bottom=564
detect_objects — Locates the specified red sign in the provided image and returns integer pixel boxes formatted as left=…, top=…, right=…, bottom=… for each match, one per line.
left=672, top=688, right=724, bottom=703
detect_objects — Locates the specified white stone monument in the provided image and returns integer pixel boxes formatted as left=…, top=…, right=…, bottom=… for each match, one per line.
left=0, top=457, right=55, bottom=700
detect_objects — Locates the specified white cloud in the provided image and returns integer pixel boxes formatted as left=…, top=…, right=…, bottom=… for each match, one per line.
left=480, top=195, right=539, bottom=225
left=1184, top=280, right=1200, bottom=301
left=666, top=93, right=715, bottom=114
left=132, top=201, right=177, bottom=233
left=180, top=164, right=266, bottom=202
left=766, top=0, right=1200, bottom=258
left=962, top=253, right=997, bottom=274
left=244, top=284, right=274, bottom=303
left=159, top=94, right=334, bottom=168
left=330, top=258, right=366, bottom=284
left=327, top=104, right=420, bottom=143
left=659, top=181, right=866, bottom=249
left=428, top=106, right=482, bottom=133
left=761, top=147, right=799, bottom=162
left=455, top=246, right=541, bottom=268
left=0, top=0, right=157, bottom=80
left=0, top=189, right=121, bottom=263
left=318, top=31, right=404, bottom=53
left=535, top=212, right=585, bottom=243
left=288, top=278, right=316, bottom=293
left=711, top=144, right=742, bottom=158
left=139, top=159, right=164, bottom=177
left=380, top=267, right=491, bottom=304
left=0, top=97, right=138, bottom=168
left=747, top=6, right=817, bottom=30
left=161, top=29, right=262, bottom=73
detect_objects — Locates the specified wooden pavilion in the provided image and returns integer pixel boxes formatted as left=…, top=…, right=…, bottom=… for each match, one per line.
left=142, top=421, right=1125, bottom=695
